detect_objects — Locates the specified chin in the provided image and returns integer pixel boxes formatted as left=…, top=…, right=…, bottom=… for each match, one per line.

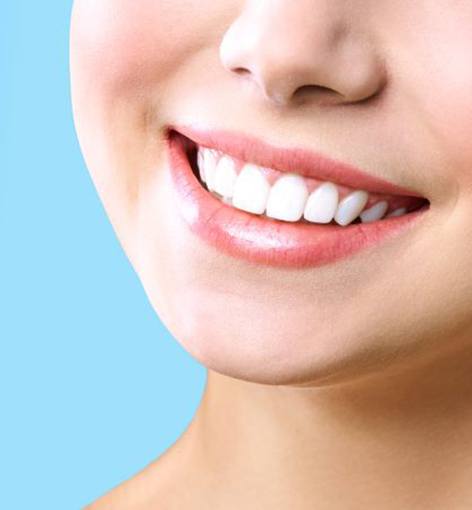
left=142, top=283, right=409, bottom=388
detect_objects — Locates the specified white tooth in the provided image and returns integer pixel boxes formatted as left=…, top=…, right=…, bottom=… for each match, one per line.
left=266, top=173, right=309, bottom=222
left=359, top=200, right=389, bottom=223
left=197, top=148, right=206, bottom=183
left=385, top=207, right=407, bottom=218
left=212, top=155, right=238, bottom=198
left=303, top=182, right=339, bottom=223
left=202, top=149, right=219, bottom=191
left=334, top=190, right=369, bottom=226
left=232, top=164, right=271, bottom=214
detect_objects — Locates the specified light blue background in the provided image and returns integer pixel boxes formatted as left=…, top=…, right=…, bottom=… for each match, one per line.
left=1, top=3, right=206, bottom=509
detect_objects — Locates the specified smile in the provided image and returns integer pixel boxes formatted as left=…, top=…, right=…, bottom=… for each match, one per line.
left=166, top=126, right=430, bottom=268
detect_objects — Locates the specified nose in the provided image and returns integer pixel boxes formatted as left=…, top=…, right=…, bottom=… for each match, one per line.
left=219, top=0, right=386, bottom=107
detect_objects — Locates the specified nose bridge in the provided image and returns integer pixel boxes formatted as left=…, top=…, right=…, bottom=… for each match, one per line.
left=219, top=0, right=385, bottom=106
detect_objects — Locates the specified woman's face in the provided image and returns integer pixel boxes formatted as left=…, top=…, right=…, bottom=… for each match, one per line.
left=70, top=1, right=472, bottom=386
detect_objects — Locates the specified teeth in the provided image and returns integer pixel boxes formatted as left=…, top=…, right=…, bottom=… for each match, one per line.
left=195, top=148, right=413, bottom=225
left=334, top=190, right=369, bottom=226
left=197, top=148, right=206, bottom=183
left=265, top=173, right=309, bottom=222
left=303, top=182, right=339, bottom=223
left=232, top=164, right=271, bottom=214
left=212, top=155, right=238, bottom=198
left=385, top=207, right=407, bottom=218
left=200, top=148, right=219, bottom=191
left=360, top=200, right=388, bottom=223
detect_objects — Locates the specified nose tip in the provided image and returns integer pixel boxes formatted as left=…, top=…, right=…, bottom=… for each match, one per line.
left=219, top=3, right=387, bottom=107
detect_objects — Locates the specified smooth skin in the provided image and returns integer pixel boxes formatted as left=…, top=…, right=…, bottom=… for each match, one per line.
left=71, top=1, right=472, bottom=508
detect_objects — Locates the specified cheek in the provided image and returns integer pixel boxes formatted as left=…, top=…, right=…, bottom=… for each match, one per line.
left=71, top=0, right=203, bottom=96
left=413, top=19, right=472, bottom=186
left=70, top=0, right=238, bottom=202
left=379, top=3, right=472, bottom=193
left=70, top=0, right=217, bottom=247
left=426, top=49, right=472, bottom=182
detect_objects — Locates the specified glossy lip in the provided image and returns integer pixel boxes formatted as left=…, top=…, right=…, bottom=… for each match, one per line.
left=172, top=124, right=425, bottom=198
left=166, top=128, right=429, bottom=269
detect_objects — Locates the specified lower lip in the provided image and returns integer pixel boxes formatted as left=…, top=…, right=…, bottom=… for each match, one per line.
left=167, top=131, right=429, bottom=269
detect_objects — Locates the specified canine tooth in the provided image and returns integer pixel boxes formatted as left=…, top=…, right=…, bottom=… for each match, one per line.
left=360, top=200, right=389, bottom=223
left=265, top=173, right=308, bottom=222
left=334, top=190, right=369, bottom=226
left=202, top=149, right=219, bottom=191
left=303, top=182, right=339, bottom=223
left=385, top=207, right=407, bottom=218
left=212, top=155, right=238, bottom=198
left=232, top=164, right=271, bottom=214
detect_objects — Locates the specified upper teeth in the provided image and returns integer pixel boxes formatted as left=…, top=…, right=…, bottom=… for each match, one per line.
left=197, top=147, right=409, bottom=226
left=232, top=163, right=271, bottom=215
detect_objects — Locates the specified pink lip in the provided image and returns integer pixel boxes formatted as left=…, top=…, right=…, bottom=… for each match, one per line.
left=172, top=124, right=424, bottom=197
left=166, top=129, right=429, bottom=269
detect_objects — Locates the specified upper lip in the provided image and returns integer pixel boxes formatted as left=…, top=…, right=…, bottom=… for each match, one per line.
left=169, top=124, right=424, bottom=198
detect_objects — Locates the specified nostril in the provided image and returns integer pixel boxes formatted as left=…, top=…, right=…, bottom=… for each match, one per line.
left=293, top=84, right=342, bottom=104
left=233, top=67, right=250, bottom=75
left=296, top=84, right=335, bottom=95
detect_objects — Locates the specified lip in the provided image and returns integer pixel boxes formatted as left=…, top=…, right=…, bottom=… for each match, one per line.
left=166, top=128, right=429, bottom=269
left=172, top=124, right=424, bottom=197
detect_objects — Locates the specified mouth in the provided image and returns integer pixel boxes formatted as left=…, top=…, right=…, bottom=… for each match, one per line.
left=166, top=126, right=430, bottom=268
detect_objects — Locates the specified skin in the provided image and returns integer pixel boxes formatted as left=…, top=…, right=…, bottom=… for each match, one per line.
left=70, top=1, right=472, bottom=508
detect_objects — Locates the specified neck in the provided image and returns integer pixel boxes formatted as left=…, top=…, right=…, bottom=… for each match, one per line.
left=163, top=343, right=472, bottom=509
